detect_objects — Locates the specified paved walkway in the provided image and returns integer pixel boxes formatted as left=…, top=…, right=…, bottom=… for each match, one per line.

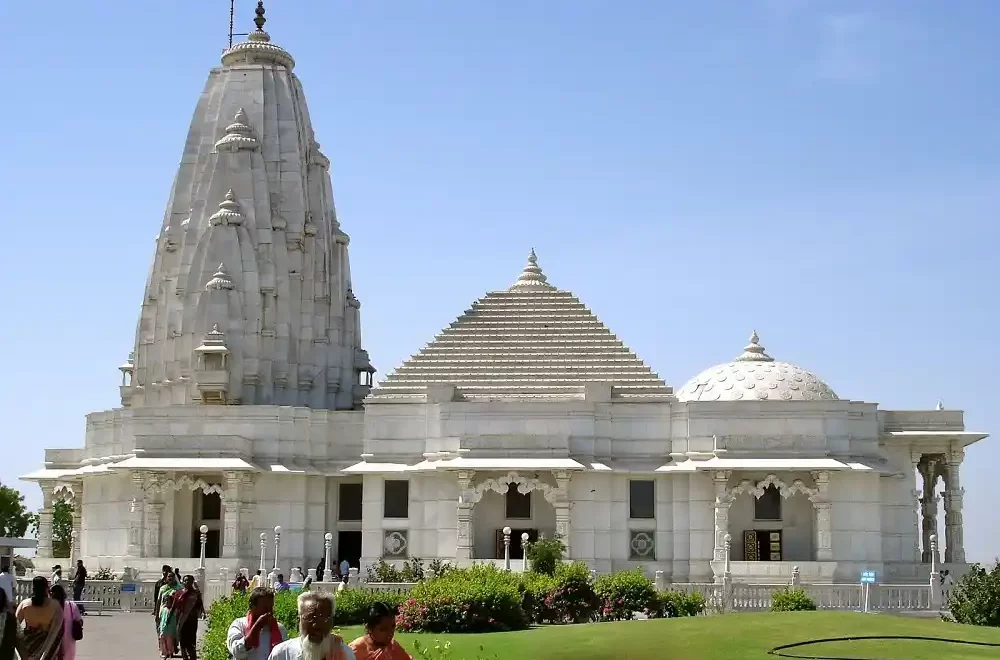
left=75, top=612, right=205, bottom=660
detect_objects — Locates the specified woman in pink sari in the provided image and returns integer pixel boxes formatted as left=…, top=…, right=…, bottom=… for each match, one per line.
left=49, top=585, right=83, bottom=660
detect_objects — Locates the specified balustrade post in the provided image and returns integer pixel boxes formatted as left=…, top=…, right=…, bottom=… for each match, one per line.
left=655, top=570, right=665, bottom=591
left=791, top=566, right=801, bottom=587
left=348, top=567, right=359, bottom=587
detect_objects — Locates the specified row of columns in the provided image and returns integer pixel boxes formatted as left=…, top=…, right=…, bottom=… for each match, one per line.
left=712, top=470, right=834, bottom=563
left=126, top=471, right=257, bottom=559
left=455, top=470, right=572, bottom=561
left=915, top=450, right=965, bottom=564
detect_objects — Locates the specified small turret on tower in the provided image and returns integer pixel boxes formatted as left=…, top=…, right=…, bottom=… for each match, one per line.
left=194, top=325, right=231, bottom=404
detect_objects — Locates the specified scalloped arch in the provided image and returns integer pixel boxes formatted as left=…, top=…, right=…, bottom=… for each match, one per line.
left=470, top=472, right=558, bottom=505
left=728, top=473, right=818, bottom=501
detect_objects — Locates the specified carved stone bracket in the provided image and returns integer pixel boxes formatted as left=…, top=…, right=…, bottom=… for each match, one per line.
left=470, top=471, right=561, bottom=504
left=728, top=473, right=819, bottom=502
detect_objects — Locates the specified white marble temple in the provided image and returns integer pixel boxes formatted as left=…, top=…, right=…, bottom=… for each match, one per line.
left=20, top=6, right=988, bottom=583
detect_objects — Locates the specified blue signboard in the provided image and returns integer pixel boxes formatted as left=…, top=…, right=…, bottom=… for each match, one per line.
left=121, top=583, right=137, bottom=593
left=860, top=570, right=877, bottom=584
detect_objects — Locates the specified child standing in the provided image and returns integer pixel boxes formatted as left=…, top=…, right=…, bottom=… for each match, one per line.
left=158, top=591, right=178, bottom=659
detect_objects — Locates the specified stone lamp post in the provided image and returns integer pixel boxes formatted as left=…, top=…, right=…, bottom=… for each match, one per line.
left=503, top=527, right=512, bottom=571
left=521, top=532, right=530, bottom=572
left=258, top=532, right=267, bottom=576
left=196, top=525, right=209, bottom=591
left=324, top=532, right=333, bottom=582
left=269, top=526, right=281, bottom=584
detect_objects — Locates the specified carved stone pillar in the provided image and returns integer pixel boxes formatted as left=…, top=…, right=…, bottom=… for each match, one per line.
left=943, top=451, right=965, bottom=564
left=920, top=457, right=940, bottom=564
left=456, top=471, right=475, bottom=561
left=712, top=471, right=732, bottom=562
left=36, top=482, right=55, bottom=559
left=126, top=497, right=144, bottom=558
left=144, top=502, right=165, bottom=558
left=810, top=470, right=833, bottom=561
left=910, top=452, right=922, bottom=562
left=222, top=471, right=251, bottom=559
left=552, top=471, right=572, bottom=559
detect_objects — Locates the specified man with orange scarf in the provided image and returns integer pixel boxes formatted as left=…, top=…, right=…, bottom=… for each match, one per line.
left=228, top=588, right=287, bottom=660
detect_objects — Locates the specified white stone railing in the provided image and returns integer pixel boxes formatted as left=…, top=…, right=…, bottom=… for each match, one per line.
left=668, top=581, right=938, bottom=613
left=14, top=579, right=161, bottom=611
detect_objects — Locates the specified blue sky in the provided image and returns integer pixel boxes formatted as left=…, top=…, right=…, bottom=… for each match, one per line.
left=1, top=1, right=997, bottom=560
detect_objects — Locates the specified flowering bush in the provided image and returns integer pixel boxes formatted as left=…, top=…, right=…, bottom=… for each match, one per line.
left=594, top=568, right=658, bottom=621
left=519, top=571, right=558, bottom=623
left=543, top=563, right=601, bottom=624
left=396, top=564, right=526, bottom=633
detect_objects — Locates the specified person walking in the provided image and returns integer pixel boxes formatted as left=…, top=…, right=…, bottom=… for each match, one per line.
left=0, top=564, right=14, bottom=612
left=152, top=566, right=177, bottom=648
left=315, top=557, right=325, bottom=583
left=267, top=592, right=353, bottom=660
left=227, top=587, right=286, bottom=660
left=171, top=575, right=204, bottom=660
left=49, top=566, right=62, bottom=587
left=339, top=559, right=350, bottom=584
left=0, top=588, right=17, bottom=660
left=15, top=576, right=63, bottom=660
left=72, top=560, right=87, bottom=615
left=49, top=584, right=83, bottom=660
left=350, top=602, right=412, bottom=660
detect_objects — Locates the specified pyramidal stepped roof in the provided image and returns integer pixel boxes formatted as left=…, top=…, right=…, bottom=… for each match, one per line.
left=369, top=251, right=672, bottom=402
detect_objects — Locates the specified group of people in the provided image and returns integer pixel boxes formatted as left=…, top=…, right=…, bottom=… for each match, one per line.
left=0, top=574, right=84, bottom=660
left=227, top=588, right=412, bottom=660
left=152, top=565, right=205, bottom=660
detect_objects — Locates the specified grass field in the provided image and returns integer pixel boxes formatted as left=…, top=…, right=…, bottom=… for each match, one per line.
left=333, top=612, right=1000, bottom=660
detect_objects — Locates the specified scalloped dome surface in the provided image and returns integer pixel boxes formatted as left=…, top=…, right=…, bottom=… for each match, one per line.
left=677, top=332, right=838, bottom=402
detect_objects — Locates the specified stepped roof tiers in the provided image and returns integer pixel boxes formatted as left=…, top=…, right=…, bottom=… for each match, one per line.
left=20, top=6, right=988, bottom=583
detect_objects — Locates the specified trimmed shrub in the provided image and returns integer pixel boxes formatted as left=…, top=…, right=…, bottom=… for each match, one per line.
left=949, top=561, right=1000, bottom=627
left=594, top=568, right=657, bottom=621
left=336, top=587, right=406, bottom=626
left=646, top=590, right=707, bottom=618
left=397, top=564, right=526, bottom=633
left=771, top=588, right=818, bottom=612
left=544, top=562, right=601, bottom=624
left=526, top=538, right=566, bottom=577
left=519, top=571, right=558, bottom=623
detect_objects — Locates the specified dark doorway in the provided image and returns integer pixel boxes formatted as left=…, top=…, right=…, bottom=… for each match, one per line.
left=338, top=531, right=362, bottom=569
left=494, top=528, right=538, bottom=559
left=190, top=529, right=221, bottom=559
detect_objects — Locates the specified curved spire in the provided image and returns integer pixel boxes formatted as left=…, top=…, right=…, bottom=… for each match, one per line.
left=221, top=1, right=295, bottom=70
left=509, top=248, right=555, bottom=291
left=733, top=330, right=775, bottom=363
left=205, top=263, right=235, bottom=290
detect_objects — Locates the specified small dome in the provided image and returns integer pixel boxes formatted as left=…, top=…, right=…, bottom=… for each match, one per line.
left=677, top=331, right=838, bottom=402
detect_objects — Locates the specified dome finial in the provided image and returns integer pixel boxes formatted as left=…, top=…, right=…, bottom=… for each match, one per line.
left=936, top=400, right=944, bottom=411
left=254, top=1, right=267, bottom=32
left=510, top=248, right=554, bottom=291
left=734, top=330, right=774, bottom=362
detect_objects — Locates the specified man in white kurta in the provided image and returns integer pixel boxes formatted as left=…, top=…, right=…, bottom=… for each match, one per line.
left=228, top=588, right=288, bottom=660
left=268, top=592, right=354, bottom=660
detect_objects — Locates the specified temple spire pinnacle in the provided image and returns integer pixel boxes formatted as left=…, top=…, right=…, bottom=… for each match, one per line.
left=509, top=248, right=554, bottom=291
left=253, top=2, right=266, bottom=32
left=734, top=330, right=775, bottom=363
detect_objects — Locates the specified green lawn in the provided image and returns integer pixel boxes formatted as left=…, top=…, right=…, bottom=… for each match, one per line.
left=334, top=612, right=1000, bottom=660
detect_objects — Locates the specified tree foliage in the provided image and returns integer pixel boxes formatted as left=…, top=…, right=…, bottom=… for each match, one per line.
left=949, top=561, right=1000, bottom=627
left=0, top=484, right=36, bottom=538
left=52, top=501, right=74, bottom=558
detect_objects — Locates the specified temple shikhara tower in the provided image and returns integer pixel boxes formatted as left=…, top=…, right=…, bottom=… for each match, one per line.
left=23, top=6, right=988, bottom=584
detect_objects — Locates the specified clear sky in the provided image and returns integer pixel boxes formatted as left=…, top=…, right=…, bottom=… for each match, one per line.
left=1, top=1, right=996, bottom=561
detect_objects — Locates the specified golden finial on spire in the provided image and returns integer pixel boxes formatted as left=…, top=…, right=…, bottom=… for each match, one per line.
left=254, top=1, right=267, bottom=31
